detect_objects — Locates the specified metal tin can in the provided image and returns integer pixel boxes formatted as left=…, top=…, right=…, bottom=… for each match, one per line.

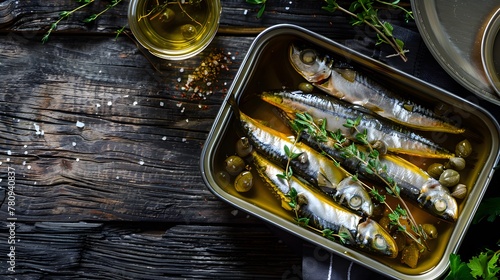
left=128, top=0, right=221, bottom=60
left=482, top=8, right=500, bottom=96
left=200, top=24, right=500, bottom=279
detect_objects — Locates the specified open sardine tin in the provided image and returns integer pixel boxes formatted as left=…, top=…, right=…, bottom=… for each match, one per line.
left=200, top=25, right=500, bottom=279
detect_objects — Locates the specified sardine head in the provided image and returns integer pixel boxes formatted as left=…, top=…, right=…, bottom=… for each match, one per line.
left=356, top=218, right=398, bottom=258
left=419, top=179, right=458, bottom=222
left=289, top=44, right=332, bottom=83
left=336, top=177, right=374, bottom=217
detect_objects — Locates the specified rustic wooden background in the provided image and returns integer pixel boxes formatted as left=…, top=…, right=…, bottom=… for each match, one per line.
left=0, top=0, right=499, bottom=279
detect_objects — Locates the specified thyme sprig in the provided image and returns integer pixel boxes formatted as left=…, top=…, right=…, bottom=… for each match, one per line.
left=293, top=112, right=428, bottom=250
left=323, top=0, right=412, bottom=61
left=138, top=0, right=204, bottom=27
left=42, top=0, right=123, bottom=44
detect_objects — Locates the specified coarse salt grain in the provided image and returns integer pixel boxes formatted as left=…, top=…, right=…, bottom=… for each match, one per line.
left=7, top=150, right=11, bottom=155
left=160, top=102, right=164, bottom=107
left=133, top=101, right=138, bottom=106
left=107, top=101, right=112, bottom=106
left=76, top=121, right=85, bottom=128
left=139, top=160, right=144, bottom=165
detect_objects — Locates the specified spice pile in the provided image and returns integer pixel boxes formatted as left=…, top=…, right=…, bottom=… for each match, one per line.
left=179, top=49, right=235, bottom=100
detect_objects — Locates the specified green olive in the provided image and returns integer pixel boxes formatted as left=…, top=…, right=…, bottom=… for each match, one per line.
left=298, top=82, right=314, bottom=93
left=180, top=24, right=197, bottom=40
left=159, top=8, right=175, bottom=23
left=455, top=139, right=472, bottom=158
left=236, top=137, right=253, bottom=158
left=439, top=169, right=460, bottom=187
left=445, top=157, right=466, bottom=171
left=224, top=155, right=245, bottom=176
left=422, top=224, right=438, bottom=239
left=234, top=171, right=253, bottom=192
left=427, top=163, right=444, bottom=179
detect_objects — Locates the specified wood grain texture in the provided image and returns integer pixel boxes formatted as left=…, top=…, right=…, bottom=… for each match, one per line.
left=0, top=33, right=256, bottom=222
left=0, top=222, right=302, bottom=279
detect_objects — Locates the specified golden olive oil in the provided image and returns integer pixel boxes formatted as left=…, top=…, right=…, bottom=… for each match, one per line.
left=129, top=0, right=221, bottom=60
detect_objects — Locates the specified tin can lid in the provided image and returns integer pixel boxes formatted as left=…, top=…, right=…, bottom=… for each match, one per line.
left=482, top=8, right=500, bottom=96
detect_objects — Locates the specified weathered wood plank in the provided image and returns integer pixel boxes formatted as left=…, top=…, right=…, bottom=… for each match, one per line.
left=0, top=222, right=302, bottom=279
left=0, top=0, right=413, bottom=40
left=0, top=34, right=256, bottom=222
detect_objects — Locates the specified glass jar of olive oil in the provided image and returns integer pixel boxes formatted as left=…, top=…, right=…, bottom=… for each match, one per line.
left=128, top=0, right=221, bottom=60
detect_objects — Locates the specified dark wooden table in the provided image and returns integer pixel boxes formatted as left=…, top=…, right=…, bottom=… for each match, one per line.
left=1, top=1, right=499, bottom=279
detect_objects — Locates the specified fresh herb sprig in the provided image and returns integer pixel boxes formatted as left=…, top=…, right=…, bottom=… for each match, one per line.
left=445, top=198, right=500, bottom=279
left=245, top=0, right=412, bottom=61
left=323, top=0, right=412, bottom=61
left=245, top=0, right=267, bottom=18
left=42, top=0, right=123, bottom=44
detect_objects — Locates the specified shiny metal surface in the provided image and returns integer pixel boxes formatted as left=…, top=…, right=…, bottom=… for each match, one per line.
left=482, top=8, right=500, bottom=95
left=200, top=24, right=500, bottom=280
left=412, top=0, right=500, bottom=105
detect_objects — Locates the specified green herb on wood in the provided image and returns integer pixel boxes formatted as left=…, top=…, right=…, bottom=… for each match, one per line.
left=323, top=0, right=413, bottom=61
left=42, top=0, right=123, bottom=44
left=246, top=0, right=267, bottom=18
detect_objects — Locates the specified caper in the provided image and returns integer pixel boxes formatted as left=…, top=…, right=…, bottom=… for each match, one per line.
left=224, top=155, right=245, bottom=176
left=234, top=171, right=253, bottom=192
left=180, top=24, right=197, bottom=40
left=455, top=139, right=472, bottom=158
left=450, top=183, right=468, bottom=199
left=236, top=137, right=253, bottom=158
left=215, top=171, right=230, bottom=186
left=439, top=169, right=460, bottom=187
left=427, top=163, right=444, bottom=179
left=298, top=82, right=314, bottom=93
left=422, top=224, right=438, bottom=239
left=445, top=157, right=466, bottom=171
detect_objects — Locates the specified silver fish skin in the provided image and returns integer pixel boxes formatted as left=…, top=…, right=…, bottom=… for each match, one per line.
left=380, top=154, right=458, bottom=222
left=252, top=151, right=398, bottom=258
left=238, top=111, right=374, bottom=217
left=290, top=123, right=459, bottom=222
left=261, top=90, right=453, bottom=159
left=289, top=44, right=465, bottom=134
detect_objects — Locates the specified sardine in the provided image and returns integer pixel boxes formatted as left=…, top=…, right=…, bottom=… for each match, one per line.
left=285, top=118, right=459, bottom=222
left=289, top=44, right=465, bottom=134
left=237, top=110, right=374, bottom=217
left=252, top=151, right=398, bottom=258
left=261, top=90, right=453, bottom=159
